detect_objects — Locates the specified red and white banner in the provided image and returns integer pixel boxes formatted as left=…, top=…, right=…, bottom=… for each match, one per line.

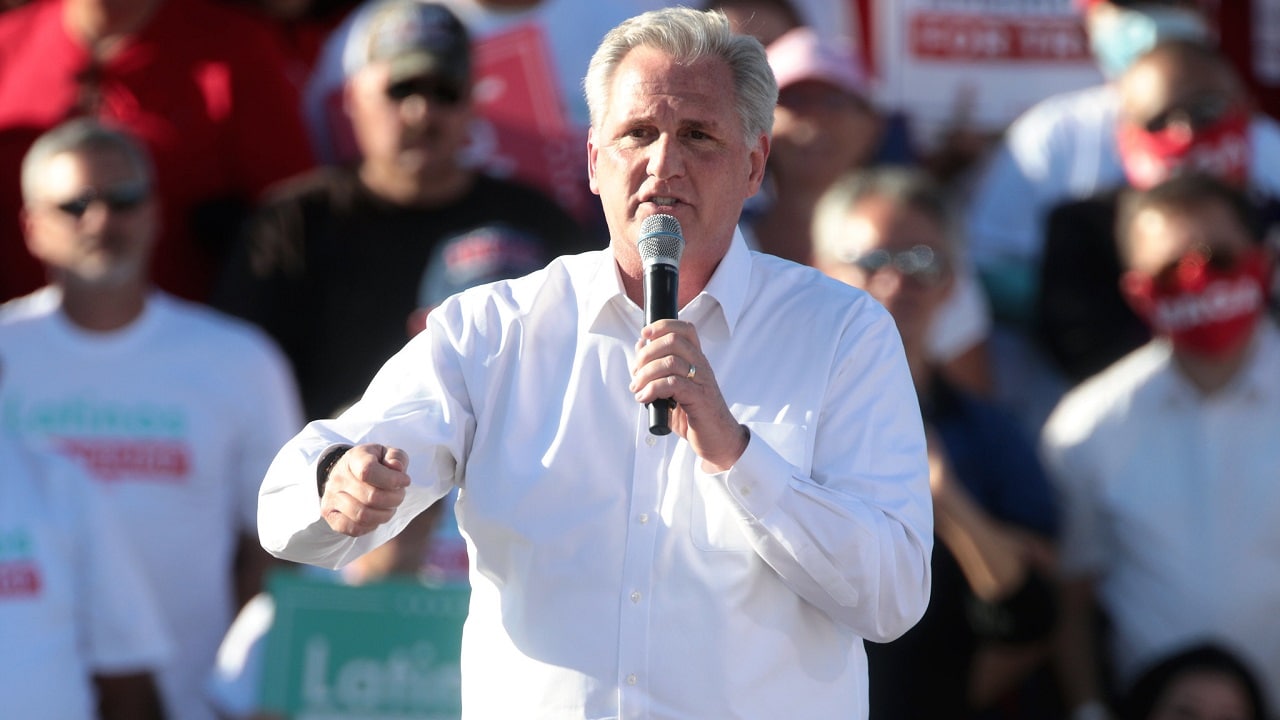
left=850, top=0, right=1103, bottom=151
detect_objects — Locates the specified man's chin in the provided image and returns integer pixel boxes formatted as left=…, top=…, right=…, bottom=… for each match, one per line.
left=396, top=146, right=447, bottom=170
left=69, top=261, right=144, bottom=289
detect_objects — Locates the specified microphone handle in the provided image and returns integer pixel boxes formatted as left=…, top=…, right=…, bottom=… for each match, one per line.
left=644, top=263, right=679, bottom=436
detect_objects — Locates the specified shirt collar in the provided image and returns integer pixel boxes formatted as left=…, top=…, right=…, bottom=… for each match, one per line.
left=696, top=227, right=751, bottom=335
left=583, top=248, right=631, bottom=335
left=582, top=227, right=754, bottom=336
left=1155, top=322, right=1280, bottom=406
left=1236, top=321, right=1280, bottom=403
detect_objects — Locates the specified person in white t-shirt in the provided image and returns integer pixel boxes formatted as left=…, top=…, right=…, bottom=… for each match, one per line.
left=966, top=0, right=1212, bottom=320
left=0, top=119, right=305, bottom=720
left=1041, top=174, right=1280, bottom=720
left=0, top=427, right=171, bottom=719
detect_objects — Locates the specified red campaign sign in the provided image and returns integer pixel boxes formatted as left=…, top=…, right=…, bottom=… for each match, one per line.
left=472, top=23, right=568, bottom=134
left=0, top=562, right=41, bottom=597
left=57, top=439, right=191, bottom=482
left=909, top=13, right=1090, bottom=62
left=469, top=23, right=594, bottom=224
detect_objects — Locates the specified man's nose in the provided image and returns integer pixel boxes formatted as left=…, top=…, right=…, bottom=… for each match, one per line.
left=870, top=266, right=907, bottom=298
left=398, top=94, right=437, bottom=125
left=1164, top=111, right=1197, bottom=144
left=646, top=134, right=685, bottom=179
left=399, top=94, right=430, bottom=124
left=77, top=199, right=116, bottom=232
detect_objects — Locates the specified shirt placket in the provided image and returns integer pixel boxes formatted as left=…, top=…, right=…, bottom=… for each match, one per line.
left=615, top=407, right=669, bottom=720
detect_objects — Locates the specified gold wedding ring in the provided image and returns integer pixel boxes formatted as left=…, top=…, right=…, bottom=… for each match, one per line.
left=686, top=364, right=697, bottom=381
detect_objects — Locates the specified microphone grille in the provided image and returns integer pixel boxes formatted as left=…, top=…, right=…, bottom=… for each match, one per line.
left=638, top=214, right=685, bottom=265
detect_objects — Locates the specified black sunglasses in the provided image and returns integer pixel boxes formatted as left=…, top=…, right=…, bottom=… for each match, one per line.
left=1143, top=95, right=1233, bottom=134
left=53, top=182, right=149, bottom=219
left=385, top=78, right=464, bottom=106
left=848, top=245, right=949, bottom=285
left=1152, top=243, right=1246, bottom=288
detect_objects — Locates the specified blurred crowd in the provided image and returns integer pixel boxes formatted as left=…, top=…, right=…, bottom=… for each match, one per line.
left=0, top=0, right=1278, bottom=718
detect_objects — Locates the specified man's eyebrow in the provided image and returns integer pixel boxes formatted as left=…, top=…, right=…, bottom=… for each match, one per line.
left=682, top=118, right=725, bottom=134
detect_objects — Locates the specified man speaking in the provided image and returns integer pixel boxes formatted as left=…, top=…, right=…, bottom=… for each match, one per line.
left=257, top=7, right=932, bottom=718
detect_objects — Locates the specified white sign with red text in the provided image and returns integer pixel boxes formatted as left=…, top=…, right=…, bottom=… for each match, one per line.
left=857, top=0, right=1105, bottom=151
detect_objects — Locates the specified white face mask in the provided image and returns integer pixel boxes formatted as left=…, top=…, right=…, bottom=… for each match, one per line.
left=1087, top=5, right=1209, bottom=78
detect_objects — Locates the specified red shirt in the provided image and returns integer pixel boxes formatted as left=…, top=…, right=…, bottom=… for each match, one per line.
left=0, top=0, right=315, bottom=301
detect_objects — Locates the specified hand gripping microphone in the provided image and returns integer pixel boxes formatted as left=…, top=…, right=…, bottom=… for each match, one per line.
left=637, top=214, right=685, bottom=436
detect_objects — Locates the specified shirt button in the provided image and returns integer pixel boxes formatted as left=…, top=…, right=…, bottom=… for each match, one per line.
left=645, top=435, right=657, bottom=447
left=638, top=512, right=649, bottom=524
left=740, top=485, right=752, bottom=497
left=630, top=590, right=641, bottom=603
left=626, top=673, right=638, bottom=686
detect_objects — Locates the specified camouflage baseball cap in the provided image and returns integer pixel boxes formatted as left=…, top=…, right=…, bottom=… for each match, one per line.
left=362, top=0, right=471, bottom=88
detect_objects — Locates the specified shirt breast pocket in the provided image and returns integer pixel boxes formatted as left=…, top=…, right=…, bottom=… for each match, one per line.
left=689, top=421, right=807, bottom=553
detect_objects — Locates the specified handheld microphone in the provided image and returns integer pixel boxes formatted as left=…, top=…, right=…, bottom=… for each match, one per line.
left=637, top=214, right=685, bottom=436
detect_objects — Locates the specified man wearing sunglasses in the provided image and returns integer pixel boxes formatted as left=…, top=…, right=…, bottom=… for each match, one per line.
left=0, top=118, right=304, bottom=720
left=813, top=167, right=1060, bottom=718
left=966, top=0, right=1213, bottom=323
left=1037, top=39, right=1280, bottom=385
left=1042, top=172, right=1280, bottom=720
left=214, top=0, right=589, bottom=422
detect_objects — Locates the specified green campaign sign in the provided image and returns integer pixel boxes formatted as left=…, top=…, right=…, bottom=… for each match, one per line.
left=261, top=572, right=469, bottom=719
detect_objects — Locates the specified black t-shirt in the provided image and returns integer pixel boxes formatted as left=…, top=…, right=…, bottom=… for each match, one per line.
left=213, top=166, right=595, bottom=420
left=1035, top=191, right=1150, bottom=384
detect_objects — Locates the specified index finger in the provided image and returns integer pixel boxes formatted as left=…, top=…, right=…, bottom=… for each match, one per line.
left=639, top=318, right=696, bottom=343
left=381, top=445, right=410, bottom=473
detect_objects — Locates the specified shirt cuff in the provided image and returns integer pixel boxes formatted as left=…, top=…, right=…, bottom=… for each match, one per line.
left=711, top=423, right=796, bottom=519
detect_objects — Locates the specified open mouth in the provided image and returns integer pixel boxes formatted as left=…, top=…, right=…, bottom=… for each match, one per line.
left=642, top=196, right=681, bottom=210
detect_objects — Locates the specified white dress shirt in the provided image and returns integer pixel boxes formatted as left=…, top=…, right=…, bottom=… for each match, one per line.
left=1042, top=322, right=1280, bottom=712
left=259, top=231, right=933, bottom=720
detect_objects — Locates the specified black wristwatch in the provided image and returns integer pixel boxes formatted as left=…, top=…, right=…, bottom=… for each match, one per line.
left=316, top=445, right=353, bottom=497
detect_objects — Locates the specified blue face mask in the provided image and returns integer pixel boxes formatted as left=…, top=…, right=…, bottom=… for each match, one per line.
left=1088, top=6, right=1208, bottom=78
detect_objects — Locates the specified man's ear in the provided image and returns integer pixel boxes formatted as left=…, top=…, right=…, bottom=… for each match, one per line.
left=586, top=127, right=601, bottom=195
left=342, top=80, right=356, bottom=118
left=19, top=207, right=43, bottom=261
left=746, top=132, right=770, bottom=196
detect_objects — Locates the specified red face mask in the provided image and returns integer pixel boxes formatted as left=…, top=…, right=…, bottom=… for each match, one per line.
left=1116, top=107, right=1251, bottom=190
left=1124, top=246, right=1271, bottom=358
